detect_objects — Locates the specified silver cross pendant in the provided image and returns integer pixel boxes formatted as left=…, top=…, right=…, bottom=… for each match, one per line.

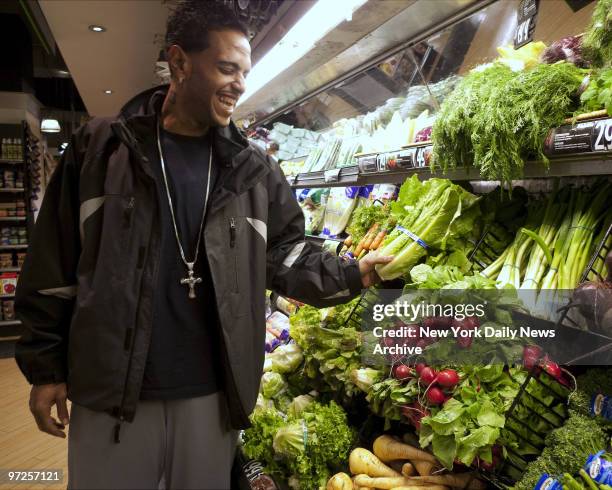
left=180, top=262, right=202, bottom=299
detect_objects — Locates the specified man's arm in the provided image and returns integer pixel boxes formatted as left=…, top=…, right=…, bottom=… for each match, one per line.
left=14, top=131, right=83, bottom=436
left=265, top=159, right=390, bottom=308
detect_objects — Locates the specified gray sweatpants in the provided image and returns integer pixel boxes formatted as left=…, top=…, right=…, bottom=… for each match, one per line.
left=67, top=393, right=237, bottom=490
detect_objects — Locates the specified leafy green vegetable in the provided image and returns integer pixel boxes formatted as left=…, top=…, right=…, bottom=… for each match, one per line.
left=264, top=342, right=304, bottom=374
left=375, top=176, right=481, bottom=281
left=260, top=372, right=288, bottom=399
left=287, top=394, right=316, bottom=418
left=581, top=68, right=612, bottom=115
left=582, top=0, right=612, bottom=68
left=432, top=62, right=586, bottom=187
left=243, top=401, right=356, bottom=490
left=346, top=203, right=390, bottom=244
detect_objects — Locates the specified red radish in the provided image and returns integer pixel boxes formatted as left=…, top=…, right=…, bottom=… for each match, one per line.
left=523, top=344, right=543, bottom=359
left=382, top=336, right=395, bottom=348
left=543, top=358, right=561, bottom=379
left=416, top=338, right=430, bottom=349
left=437, top=369, right=460, bottom=388
left=456, top=337, right=473, bottom=349
left=423, top=316, right=453, bottom=329
left=523, top=354, right=539, bottom=370
left=415, top=362, right=427, bottom=375
left=452, top=316, right=480, bottom=330
left=419, top=366, right=437, bottom=385
left=426, top=386, right=446, bottom=405
left=394, top=364, right=413, bottom=381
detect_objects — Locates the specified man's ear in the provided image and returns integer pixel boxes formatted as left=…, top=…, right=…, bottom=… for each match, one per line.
left=167, top=45, right=192, bottom=84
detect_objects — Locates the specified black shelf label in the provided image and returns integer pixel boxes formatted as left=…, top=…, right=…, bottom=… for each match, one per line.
left=415, top=145, right=433, bottom=168
left=514, top=0, right=539, bottom=49
left=357, top=155, right=378, bottom=174
left=544, top=118, right=612, bottom=156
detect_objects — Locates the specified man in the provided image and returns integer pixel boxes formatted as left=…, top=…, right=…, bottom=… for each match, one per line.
left=15, top=2, right=391, bottom=489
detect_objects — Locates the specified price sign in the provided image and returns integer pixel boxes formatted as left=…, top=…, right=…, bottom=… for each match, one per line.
left=592, top=118, right=612, bottom=152
left=415, top=145, right=433, bottom=168
left=514, top=0, right=539, bottom=49
left=357, top=155, right=378, bottom=173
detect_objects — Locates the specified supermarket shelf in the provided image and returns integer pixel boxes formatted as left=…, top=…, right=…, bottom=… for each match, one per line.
left=0, top=267, right=20, bottom=272
left=0, top=217, right=26, bottom=222
left=290, top=152, right=612, bottom=188
left=0, top=245, right=27, bottom=250
left=0, top=320, right=20, bottom=327
left=0, top=159, right=23, bottom=165
left=0, top=294, right=15, bottom=299
left=0, top=188, right=24, bottom=193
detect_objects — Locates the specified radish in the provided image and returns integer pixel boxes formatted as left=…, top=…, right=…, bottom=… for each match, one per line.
left=543, top=358, right=561, bottom=379
left=523, top=344, right=543, bottom=359
left=419, top=366, right=437, bottom=385
left=415, top=362, right=427, bottom=375
left=523, top=354, right=538, bottom=370
left=437, top=369, right=460, bottom=388
left=451, top=316, right=480, bottom=331
left=456, top=337, right=472, bottom=349
left=426, top=386, right=445, bottom=405
left=422, top=316, right=453, bottom=330
left=394, top=364, right=413, bottom=381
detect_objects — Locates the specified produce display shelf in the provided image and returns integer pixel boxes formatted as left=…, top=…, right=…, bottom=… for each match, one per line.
left=0, top=320, right=20, bottom=327
left=0, top=188, right=25, bottom=193
left=0, top=267, right=20, bottom=272
left=289, top=152, right=612, bottom=188
left=0, top=159, right=23, bottom=165
left=0, top=294, right=15, bottom=299
left=0, top=245, right=27, bottom=250
left=0, top=217, right=26, bottom=222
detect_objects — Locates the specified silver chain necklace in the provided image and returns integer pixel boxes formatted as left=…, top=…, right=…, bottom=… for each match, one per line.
left=156, top=122, right=212, bottom=299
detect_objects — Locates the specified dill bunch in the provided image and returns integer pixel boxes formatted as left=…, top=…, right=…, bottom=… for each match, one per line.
left=432, top=62, right=585, bottom=187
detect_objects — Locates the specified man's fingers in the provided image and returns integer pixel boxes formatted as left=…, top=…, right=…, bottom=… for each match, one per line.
left=56, top=395, right=70, bottom=426
left=32, top=409, right=66, bottom=438
left=370, top=255, right=394, bottom=265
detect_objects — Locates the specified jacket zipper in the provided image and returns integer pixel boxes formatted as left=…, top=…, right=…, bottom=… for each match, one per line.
left=229, top=217, right=236, bottom=248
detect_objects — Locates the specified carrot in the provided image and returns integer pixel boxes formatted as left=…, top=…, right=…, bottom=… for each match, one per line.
left=401, top=462, right=415, bottom=476
left=349, top=448, right=401, bottom=477
left=362, top=223, right=380, bottom=250
left=373, top=435, right=439, bottom=464
left=344, top=235, right=353, bottom=247
left=326, top=472, right=353, bottom=490
left=353, top=475, right=410, bottom=489
left=413, top=460, right=435, bottom=476
left=354, top=223, right=379, bottom=256
left=370, top=230, right=387, bottom=250
left=404, top=474, right=487, bottom=489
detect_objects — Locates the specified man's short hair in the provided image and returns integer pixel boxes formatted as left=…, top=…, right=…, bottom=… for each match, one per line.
left=165, top=0, right=249, bottom=53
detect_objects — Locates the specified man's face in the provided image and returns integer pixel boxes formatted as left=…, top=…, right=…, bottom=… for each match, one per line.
left=184, top=29, right=251, bottom=128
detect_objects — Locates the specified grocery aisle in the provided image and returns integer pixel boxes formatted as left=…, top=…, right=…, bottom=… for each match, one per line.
left=0, top=359, right=68, bottom=490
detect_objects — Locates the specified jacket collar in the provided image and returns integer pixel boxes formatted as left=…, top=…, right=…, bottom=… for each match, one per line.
left=112, top=85, right=270, bottom=212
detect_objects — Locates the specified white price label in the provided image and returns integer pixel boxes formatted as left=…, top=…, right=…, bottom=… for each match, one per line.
left=515, top=18, right=530, bottom=45
left=593, top=119, right=612, bottom=152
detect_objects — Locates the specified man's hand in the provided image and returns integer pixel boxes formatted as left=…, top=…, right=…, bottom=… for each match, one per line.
left=358, top=251, right=394, bottom=288
left=29, top=383, right=69, bottom=438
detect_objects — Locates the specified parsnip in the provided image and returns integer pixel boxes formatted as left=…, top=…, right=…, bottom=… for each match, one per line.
left=401, top=462, right=415, bottom=476
left=373, top=435, right=438, bottom=464
left=353, top=474, right=411, bottom=489
left=327, top=472, right=353, bottom=490
left=349, top=448, right=401, bottom=477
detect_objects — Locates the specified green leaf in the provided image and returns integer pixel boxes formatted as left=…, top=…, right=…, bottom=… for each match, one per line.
left=477, top=400, right=506, bottom=428
left=432, top=433, right=458, bottom=469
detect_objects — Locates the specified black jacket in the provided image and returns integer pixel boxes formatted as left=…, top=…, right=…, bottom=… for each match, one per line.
left=15, top=86, right=362, bottom=430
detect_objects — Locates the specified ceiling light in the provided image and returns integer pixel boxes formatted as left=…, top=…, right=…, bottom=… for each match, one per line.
left=104, top=90, right=113, bottom=94
left=237, top=0, right=368, bottom=106
left=41, top=119, right=61, bottom=133
left=89, top=25, right=106, bottom=33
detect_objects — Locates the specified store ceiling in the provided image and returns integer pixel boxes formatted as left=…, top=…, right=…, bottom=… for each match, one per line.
left=38, top=0, right=168, bottom=117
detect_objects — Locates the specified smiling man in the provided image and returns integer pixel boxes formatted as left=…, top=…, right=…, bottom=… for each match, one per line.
left=14, top=1, right=391, bottom=489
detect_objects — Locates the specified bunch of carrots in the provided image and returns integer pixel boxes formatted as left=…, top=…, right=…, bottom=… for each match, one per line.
left=342, top=219, right=396, bottom=260
left=327, top=435, right=486, bottom=490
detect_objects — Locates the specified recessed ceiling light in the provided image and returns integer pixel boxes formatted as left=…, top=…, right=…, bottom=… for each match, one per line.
left=104, top=90, right=113, bottom=94
left=89, top=25, right=106, bottom=33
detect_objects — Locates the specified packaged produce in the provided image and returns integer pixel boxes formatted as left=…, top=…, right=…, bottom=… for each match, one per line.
left=584, top=451, right=612, bottom=485
left=296, top=188, right=328, bottom=235
left=321, top=187, right=359, bottom=237
left=266, top=311, right=290, bottom=341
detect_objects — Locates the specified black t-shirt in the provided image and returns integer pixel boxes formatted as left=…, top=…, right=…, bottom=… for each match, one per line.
left=140, top=127, right=220, bottom=400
